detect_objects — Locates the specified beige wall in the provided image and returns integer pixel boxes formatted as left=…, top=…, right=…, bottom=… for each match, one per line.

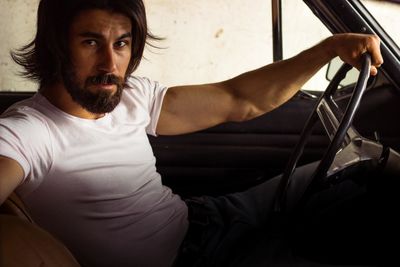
left=0, top=0, right=398, bottom=92
left=0, top=0, right=40, bottom=91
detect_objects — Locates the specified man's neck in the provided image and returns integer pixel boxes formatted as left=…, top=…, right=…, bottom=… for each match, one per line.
left=40, top=83, right=105, bottom=120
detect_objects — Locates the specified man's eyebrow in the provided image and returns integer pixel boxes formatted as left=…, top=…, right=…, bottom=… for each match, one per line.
left=78, top=31, right=132, bottom=40
left=79, top=31, right=103, bottom=39
left=118, top=32, right=132, bottom=40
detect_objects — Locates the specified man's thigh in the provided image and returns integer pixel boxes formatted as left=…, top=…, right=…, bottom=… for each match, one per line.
left=179, top=161, right=319, bottom=266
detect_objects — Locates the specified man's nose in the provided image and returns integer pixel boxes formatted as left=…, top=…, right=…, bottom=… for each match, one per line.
left=97, top=46, right=117, bottom=73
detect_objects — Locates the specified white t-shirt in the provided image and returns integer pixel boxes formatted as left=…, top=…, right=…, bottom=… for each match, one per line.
left=0, top=76, right=189, bottom=267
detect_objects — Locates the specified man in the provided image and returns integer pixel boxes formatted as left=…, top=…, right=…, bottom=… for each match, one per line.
left=0, top=0, right=383, bottom=266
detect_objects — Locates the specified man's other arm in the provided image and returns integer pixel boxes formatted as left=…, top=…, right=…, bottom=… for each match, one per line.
left=0, top=156, right=24, bottom=205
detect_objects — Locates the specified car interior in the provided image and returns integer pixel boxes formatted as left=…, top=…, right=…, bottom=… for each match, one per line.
left=1, top=0, right=400, bottom=266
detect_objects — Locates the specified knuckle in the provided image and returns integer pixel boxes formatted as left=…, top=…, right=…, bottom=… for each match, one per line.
left=370, top=35, right=381, bottom=45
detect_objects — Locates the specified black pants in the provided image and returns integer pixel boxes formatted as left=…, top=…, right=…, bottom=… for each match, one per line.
left=175, top=161, right=398, bottom=267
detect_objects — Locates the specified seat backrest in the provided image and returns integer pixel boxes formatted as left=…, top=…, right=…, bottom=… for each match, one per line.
left=0, top=92, right=34, bottom=113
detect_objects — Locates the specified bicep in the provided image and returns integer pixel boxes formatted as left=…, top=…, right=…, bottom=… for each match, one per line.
left=0, top=156, right=24, bottom=205
left=156, top=83, right=237, bottom=135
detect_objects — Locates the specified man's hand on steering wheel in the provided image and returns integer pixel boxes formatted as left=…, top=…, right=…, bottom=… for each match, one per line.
left=327, top=33, right=383, bottom=76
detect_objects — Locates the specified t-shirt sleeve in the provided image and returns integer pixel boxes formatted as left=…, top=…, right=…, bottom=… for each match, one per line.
left=126, top=76, right=169, bottom=136
left=0, top=108, right=52, bottom=186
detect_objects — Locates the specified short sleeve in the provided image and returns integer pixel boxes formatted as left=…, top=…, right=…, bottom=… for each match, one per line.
left=125, top=76, right=169, bottom=136
left=0, top=108, right=53, bottom=187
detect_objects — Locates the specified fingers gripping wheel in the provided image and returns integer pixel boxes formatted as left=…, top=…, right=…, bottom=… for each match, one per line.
left=275, top=53, right=372, bottom=213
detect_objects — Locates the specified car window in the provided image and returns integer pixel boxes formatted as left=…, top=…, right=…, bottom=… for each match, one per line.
left=0, top=0, right=274, bottom=92
left=362, top=0, right=400, bottom=46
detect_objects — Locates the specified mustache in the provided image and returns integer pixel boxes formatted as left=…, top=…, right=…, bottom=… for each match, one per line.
left=87, top=74, right=125, bottom=86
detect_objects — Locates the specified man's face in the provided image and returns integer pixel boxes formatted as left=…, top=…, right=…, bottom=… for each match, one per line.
left=63, top=9, right=132, bottom=114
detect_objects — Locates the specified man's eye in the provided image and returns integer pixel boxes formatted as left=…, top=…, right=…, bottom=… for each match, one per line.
left=115, top=41, right=128, bottom=48
left=84, top=40, right=97, bottom=46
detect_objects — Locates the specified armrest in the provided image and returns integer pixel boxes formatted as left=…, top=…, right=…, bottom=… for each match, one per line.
left=0, top=193, right=81, bottom=266
left=0, top=192, right=34, bottom=223
left=0, top=215, right=81, bottom=267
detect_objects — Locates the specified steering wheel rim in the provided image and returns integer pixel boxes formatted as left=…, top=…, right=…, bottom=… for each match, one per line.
left=275, top=53, right=372, bottom=213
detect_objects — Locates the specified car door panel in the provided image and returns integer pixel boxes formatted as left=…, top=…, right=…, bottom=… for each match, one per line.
left=1, top=78, right=399, bottom=197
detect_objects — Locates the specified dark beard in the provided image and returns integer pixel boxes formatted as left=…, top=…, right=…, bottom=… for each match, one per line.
left=62, top=67, right=126, bottom=114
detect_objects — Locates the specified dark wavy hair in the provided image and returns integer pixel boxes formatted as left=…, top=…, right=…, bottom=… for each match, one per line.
left=11, top=0, right=159, bottom=89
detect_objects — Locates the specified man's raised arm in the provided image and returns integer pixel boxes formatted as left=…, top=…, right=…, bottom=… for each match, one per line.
left=156, top=33, right=382, bottom=135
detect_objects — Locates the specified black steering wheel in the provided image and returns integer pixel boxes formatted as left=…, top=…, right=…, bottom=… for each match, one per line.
left=275, top=53, right=372, bottom=213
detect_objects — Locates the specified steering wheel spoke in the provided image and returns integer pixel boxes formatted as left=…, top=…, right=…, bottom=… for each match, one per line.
left=317, top=97, right=347, bottom=145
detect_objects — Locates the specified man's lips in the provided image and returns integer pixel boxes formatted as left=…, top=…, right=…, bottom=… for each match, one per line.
left=90, top=83, right=117, bottom=91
